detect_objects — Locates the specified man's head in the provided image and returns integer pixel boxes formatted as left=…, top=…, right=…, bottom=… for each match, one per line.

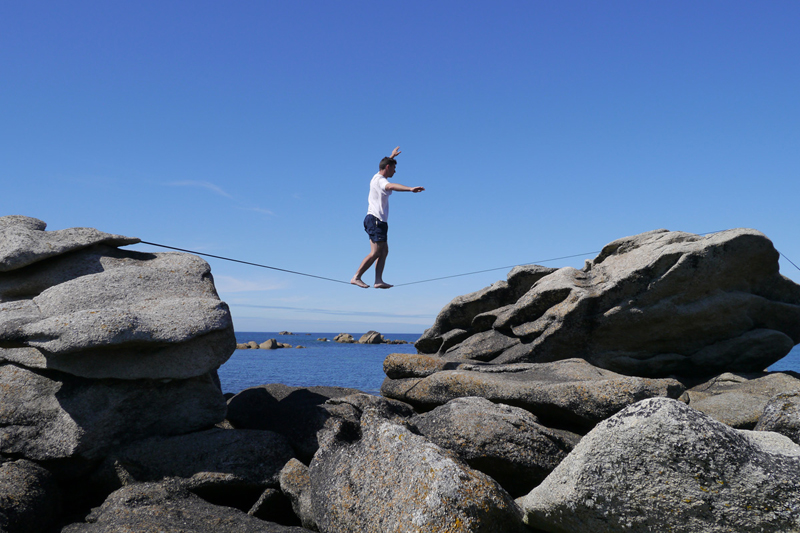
left=379, top=157, right=397, bottom=175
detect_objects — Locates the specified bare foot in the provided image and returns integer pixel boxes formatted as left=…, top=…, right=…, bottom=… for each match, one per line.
left=351, top=277, right=369, bottom=288
left=374, top=282, right=393, bottom=289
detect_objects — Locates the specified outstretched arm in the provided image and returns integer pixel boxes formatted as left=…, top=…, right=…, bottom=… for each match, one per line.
left=390, top=146, right=401, bottom=158
left=386, top=183, right=425, bottom=193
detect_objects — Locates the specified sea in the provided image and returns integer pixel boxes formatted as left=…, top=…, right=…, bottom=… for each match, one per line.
left=217, top=331, right=800, bottom=395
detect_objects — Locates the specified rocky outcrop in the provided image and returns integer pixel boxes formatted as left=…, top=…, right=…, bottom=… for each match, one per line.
left=682, top=371, right=800, bottom=428
left=358, top=330, right=384, bottom=344
left=412, top=397, right=575, bottom=497
left=333, top=333, right=355, bottom=343
left=308, top=408, right=528, bottom=533
left=755, top=391, right=800, bottom=444
left=517, top=397, right=800, bottom=533
left=0, top=459, right=61, bottom=533
left=382, top=357, right=685, bottom=431
left=60, top=479, right=312, bottom=533
left=226, top=384, right=362, bottom=462
left=415, top=229, right=800, bottom=378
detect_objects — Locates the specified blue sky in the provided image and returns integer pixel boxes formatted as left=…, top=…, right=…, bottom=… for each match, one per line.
left=2, top=1, right=798, bottom=333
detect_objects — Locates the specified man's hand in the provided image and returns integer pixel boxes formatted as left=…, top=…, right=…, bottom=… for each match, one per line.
left=391, top=146, right=401, bottom=158
left=410, top=186, right=425, bottom=193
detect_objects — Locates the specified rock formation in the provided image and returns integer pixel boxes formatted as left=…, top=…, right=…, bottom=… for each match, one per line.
left=414, top=229, right=800, bottom=378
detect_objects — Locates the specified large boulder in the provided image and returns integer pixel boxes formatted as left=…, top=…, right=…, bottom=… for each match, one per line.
left=682, top=371, right=800, bottom=428
left=60, top=479, right=312, bottom=533
left=308, top=409, right=528, bottom=533
left=382, top=357, right=685, bottom=431
left=412, top=397, right=575, bottom=497
left=517, top=397, right=800, bottom=533
left=755, top=391, right=800, bottom=444
left=0, top=363, right=226, bottom=462
left=0, top=216, right=236, bottom=380
left=415, top=229, right=800, bottom=378
left=226, top=384, right=362, bottom=463
left=93, top=428, right=295, bottom=507
left=0, top=459, right=61, bottom=533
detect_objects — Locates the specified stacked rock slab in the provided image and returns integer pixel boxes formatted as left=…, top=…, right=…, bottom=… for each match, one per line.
left=0, top=216, right=236, bottom=464
left=413, top=229, right=800, bottom=378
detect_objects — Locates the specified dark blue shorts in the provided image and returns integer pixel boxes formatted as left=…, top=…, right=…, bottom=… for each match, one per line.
left=364, top=214, right=388, bottom=243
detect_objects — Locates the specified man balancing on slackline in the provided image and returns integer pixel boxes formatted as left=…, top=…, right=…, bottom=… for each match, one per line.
left=351, top=146, right=425, bottom=289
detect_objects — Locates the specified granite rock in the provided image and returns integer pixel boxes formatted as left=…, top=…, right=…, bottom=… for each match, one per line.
left=416, top=229, right=800, bottom=378
left=0, top=459, right=61, bottom=533
left=755, top=391, right=800, bottom=444
left=517, top=397, right=800, bottom=533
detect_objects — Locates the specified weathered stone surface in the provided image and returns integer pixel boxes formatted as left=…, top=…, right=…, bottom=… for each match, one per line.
left=260, top=339, right=279, bottom=350
left=415, top=265, right=557, bottom=354
left=95, top=428, right=294, bottom=493
left=279, top=459, right=317, bottom=531
left=60, top=479, right=312, bottom=533
left=517, top=397, right=800, bottom=533
left=0, top=224, right=236, bottom=380
left=416, top=229, right=800, bottom=378
left=247, top=488, right=299, bottom=526
left=382, top=357, right=685, bottom=431
left=683, top=371, right=800, bottom=428
left=0, top=363, right=226, bottom=461
left=0, top=459, right=61, bottom=533
left=308, top=409, right=528, bottom=533
left=755, top=392, right=800, bottom=444
left=358, top=330, right=384, bottom=344
left=0, top=215, right=140, bottom=272
left=226, top=384, right=362, bottom=462
left=412, top=397, right=574, bottom=497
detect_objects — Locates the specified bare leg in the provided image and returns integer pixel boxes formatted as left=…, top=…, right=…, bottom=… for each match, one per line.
left=351, top=240, right=381, bottom=288
left=373, top=242, right=392, bottom=289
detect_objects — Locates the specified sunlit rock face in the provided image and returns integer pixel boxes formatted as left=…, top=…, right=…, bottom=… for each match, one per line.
left=415, top=228, right=800, bottom=378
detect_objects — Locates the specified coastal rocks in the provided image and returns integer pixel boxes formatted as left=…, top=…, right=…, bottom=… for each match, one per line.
left=226, top=384, right=362, bottom=462
left=308, top=409, right=528, bottom=533
left=382, top=357, right=685, bottom=431
left=94, top=429, right=295, bottom=505
left=516, top=397, right=800, bottom=533
left=755, top=392, right=800, bottom=444
left=358, top=330, right=384, bottom=344
left=0, top=459, right=61, bottom=533
left=415, top=229, right=800, bottom=378
left=0, top=363, right=225, bottom=461
left=236, top=339, right=293, bottom=349
left=61, top=479, right=312, bottom=533
left=0, top=219, right=236, bottom=380
left=412, top=397, right=575, bottom=497
left=279, top=459, right=317, bottom=531
left=333, top=333, right=355, bottom=343
left=682, top=371, right=800, bottom=428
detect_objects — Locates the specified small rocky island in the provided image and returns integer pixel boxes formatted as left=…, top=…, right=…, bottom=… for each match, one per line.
left=1, top=216, right=799, bottom=532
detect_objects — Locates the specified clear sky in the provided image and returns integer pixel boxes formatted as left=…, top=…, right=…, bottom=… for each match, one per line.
left=2, top=1, right=798, bottom=333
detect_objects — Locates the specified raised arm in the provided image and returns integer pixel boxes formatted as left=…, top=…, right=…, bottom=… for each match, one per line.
left=385, top=183, right=425, bottom=193
left=390, top=146, right=401, bottom=158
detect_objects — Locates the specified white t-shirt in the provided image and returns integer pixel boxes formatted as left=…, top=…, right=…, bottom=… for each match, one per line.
left=367, top=172, right=392, bottom=222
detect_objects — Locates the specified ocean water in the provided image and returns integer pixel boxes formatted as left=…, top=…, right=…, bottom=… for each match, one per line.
left=218, top=332, right=420, bottom=395
left=217, top=332, right=800, bottom=395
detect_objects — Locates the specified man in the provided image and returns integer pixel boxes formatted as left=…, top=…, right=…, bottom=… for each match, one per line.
left=351, top=146, right=425, bottom=289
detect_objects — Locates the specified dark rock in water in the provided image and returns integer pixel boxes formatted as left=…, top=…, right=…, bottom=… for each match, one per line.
left=755, top=391, right=800, bottom=444
left=59, top=479, right=313, bottom=533
left=333, top=333, right=355, bottom=343
left=412, top=397, right=575, bottom=497
left=0, top=363, right=225, bottom=462
left=92, top=428, right=295, bottom=507
left=226, top=384, right=362, bottom=463
left=358, top=330, right=384, bottom=344
left=308, top=408, right=528, bottom=533
left=682, top=371, right=800, bottom=429
left=517, top=397, right=800, bottom=533
left=382, top=357, right=685, bottom=431
left=0, top=459, right=61, bottom=533
left=416, top=229, right=800, bottom=378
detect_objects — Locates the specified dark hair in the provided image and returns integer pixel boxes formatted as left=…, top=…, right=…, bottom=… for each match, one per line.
left=379, top=157, right=397, bottom=171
